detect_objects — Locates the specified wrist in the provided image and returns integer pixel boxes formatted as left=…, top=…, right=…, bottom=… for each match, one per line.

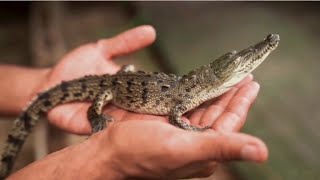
left=76, top=132, right=126, bottom=180
left=9, top=132, right=125, bottom=180
left=0, top=65, right=50, bottom=115
left=22, top=68, right=51, bottom=108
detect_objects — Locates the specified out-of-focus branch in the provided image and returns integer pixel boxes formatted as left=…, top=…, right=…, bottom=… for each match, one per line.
left=29, top=1, right=67, bottom=160
left=122, top=2, right=177, bottom=74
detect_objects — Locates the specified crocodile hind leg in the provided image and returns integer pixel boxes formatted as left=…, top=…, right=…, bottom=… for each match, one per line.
left=169, top=104, right=211, bottom=132
left=87, top=64, right=134, bottom=134
left=87, top=89, right=113, bottom=133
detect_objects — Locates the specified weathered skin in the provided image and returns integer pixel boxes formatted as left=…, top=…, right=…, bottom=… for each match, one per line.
left=0, top=34, right=280, bottom=179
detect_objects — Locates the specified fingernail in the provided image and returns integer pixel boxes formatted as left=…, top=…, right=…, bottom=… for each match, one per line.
left=241, top=145, right=260, bottom=162
left=251, top=81, right=260, bottom=90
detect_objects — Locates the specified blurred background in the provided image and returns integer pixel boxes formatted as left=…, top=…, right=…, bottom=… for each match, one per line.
left=0, top=2, right=319, bottom=180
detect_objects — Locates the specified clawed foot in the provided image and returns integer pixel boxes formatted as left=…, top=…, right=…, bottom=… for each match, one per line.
left=91, top=114, right=114, bottom=133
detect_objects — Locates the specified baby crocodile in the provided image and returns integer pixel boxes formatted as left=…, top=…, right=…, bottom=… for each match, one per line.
left=0, top=34, right=280, bottom=178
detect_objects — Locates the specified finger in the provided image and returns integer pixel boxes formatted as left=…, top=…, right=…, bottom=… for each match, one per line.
left=198, top=88, right=238, bottom=127
left=200, top=74, right=253, bottom=109
left=214, top=74, right=254, bottom=108
left=189, top=87, right=240, bottom=126
left=189, top=108, right=206, bottom=125
left=213, top=81, right=260, bottom=132
left=182, top=162, right=218, bottom=179
left=234, top=74, right=254, bottom=88
left=170, top=161, right=218, bottom=179
left=97, top=25, right=156, bottom=59
left=48, top=103, right=92, bottom=135
left=191, top=132, right=268, bottom=162
left=198, top=75, right=253, bottom=127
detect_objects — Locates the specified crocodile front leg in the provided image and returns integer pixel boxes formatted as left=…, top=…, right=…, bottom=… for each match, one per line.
left=87, top=89, right=113, bottom=133
left=169, top=104, right=210, bottom=132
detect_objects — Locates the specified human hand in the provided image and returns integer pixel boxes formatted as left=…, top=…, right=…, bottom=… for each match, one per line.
left=94, top=123, right=266, bottom=179
left=31, top=25, right=156, bottom=134
left=11, top=105, right=267, bottom=180
left=86, top=75, right=266, bottom=179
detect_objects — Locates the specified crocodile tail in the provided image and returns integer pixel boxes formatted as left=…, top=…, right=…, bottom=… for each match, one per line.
left=0, top=75, right=110, bottom=179
left=0, top=108, right=40, bottom=179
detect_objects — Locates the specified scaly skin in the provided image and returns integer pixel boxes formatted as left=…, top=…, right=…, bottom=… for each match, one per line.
left=0, top=34, right=280, bottom=179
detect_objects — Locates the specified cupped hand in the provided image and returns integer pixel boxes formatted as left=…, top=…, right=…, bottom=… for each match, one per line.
left=92, top=75, right=266, bottom=179
left=33, top=25, right=156, bottom=134
left=91, top=80, right=267, bottom=179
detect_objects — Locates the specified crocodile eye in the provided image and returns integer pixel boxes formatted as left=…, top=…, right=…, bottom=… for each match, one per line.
left=266, top=34, right=273, bottom=40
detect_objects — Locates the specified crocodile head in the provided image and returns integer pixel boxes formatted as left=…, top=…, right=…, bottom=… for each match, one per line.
left=212, top=34, right=280, bottom=87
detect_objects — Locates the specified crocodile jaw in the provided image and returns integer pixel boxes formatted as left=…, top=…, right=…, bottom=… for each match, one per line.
left=222, top=34, right=280, bottom=88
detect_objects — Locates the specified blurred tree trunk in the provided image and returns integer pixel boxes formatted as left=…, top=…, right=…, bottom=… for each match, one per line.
left=29, top=1, right=68, bottom=160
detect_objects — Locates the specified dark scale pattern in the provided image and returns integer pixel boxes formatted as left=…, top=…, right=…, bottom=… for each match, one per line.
left=38, top=92, right=50, bottom=100
left=1, top=155, right=14, bottom=174
left=112, top=78, right=118, bottom=86
left=125, top=95, right=131, bottom=100
left=99, top=80, right=107, bottom=87
left=60, top=93, right=70, bottom=101
left=81, top=83, right=87, bottom=91
left=43, top=100, right=52, bottom=107
left=161, top=85, right=170, bottom=92
left=60, top=81, right=69, bottom=92
left=142, top=88, right=149, bottom=103
left=126, top=80, right=134, bottom=93
left=190, top=84, right=197, bottom=89
left=7, top=135, right=23, bottom=146
left=184, top=94, right=193, bottom=99
left=21, top=113, right=32, bottom=132
left=134, top=105, right=141, bottom=109
left=73, top=92, right=82, bottom=97
left=88, top=90, right=94, bottom=96
left=141, top=81, right=148, bottom=86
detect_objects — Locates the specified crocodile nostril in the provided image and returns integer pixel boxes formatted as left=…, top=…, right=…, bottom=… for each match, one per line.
left=266, top=34, right=280, bottom=43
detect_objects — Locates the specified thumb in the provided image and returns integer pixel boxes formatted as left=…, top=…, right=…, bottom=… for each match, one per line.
left=192, top=132, right=268, bottom=163
left=97, top=25, right=156, bottom=59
